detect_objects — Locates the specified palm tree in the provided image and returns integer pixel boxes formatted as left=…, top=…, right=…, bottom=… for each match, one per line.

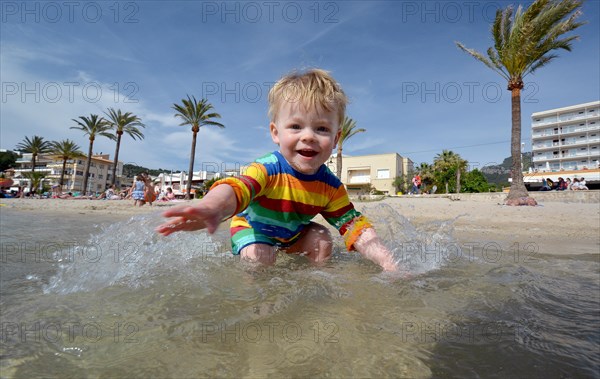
left=15, top=135, right=51, bottom=192
left=456, top=0, right=584, bottom=204
left=70, top=114, right=112, bottom=194
left=336, top=116, right=366, bottom=178
left=416, top=162, right=434, bottom=192
left=50, top=139, right=84, bottom=192
left=173, top=96, right=224, bottom=199
left=105, top=108, right=145, bottom=187
left=433, top=150, right=467, bottom=193
left=22, top=171, right=46, bottom=195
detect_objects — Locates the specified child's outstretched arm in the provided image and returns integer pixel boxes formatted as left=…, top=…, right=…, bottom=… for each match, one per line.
left=353, top=228, right=397, bottom=271
left=155, top=184, right=236, bottom=236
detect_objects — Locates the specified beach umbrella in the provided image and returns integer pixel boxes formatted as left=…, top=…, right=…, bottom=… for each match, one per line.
left=180, top=171, right=185, bottom=192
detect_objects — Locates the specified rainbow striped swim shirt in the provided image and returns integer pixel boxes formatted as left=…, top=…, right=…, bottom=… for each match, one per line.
left=210, top=151, right=372, bottom=254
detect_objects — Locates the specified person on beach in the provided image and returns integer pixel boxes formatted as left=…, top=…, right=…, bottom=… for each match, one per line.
left=411, top=174, right=421, bottom=195
left=165, top=187, right=176, bottom=201
left=131, top=174, right=146, bottom=206
left=142, top=173, right=156, bottom=206
left=156, top=69, right=397, bottom=271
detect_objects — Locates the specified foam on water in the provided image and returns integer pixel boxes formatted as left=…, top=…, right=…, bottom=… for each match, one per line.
left=43, top=215, right=226, bottom=294
left=43, top=204, right=455, bottom=295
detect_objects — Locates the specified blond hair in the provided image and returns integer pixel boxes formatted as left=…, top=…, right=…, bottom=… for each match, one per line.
left=268, top=69, right=348, bottom=125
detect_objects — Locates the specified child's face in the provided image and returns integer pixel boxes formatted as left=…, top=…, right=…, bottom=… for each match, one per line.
left=270, top=101, right=341, bottom=175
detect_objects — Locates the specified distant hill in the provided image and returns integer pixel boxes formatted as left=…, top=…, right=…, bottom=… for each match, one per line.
left=123, top=164, right=178, bottom=178
left=481, top=152, right=532, bottom=186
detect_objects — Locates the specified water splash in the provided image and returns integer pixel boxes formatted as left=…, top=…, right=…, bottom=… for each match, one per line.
left=44, top=204, right=460, bottom=294
left=43, top=214, right=227, bottom=294
left=360, top=203, right=462, bottom=275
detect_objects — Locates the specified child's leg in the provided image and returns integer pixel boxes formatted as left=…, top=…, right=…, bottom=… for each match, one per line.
left=240, top=244, right=277, bottom=265
left=284, top=223, right=333, bottom=264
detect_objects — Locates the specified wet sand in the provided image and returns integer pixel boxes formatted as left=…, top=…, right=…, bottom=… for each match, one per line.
left=2, top=194, right=598, bottom=257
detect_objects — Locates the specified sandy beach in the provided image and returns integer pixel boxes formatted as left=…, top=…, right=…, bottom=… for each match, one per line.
left=2, top=193, right=599, bottom=257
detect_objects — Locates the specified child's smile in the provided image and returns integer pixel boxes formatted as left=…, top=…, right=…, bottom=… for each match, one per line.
left=270, top=102, right=340, bottom=175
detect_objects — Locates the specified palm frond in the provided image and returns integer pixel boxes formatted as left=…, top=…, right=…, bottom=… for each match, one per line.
left=455, top=42, right=510, bottom=80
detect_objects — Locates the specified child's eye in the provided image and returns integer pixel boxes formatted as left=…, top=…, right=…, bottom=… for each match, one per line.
left=290, top=124, right=301, bottom=130
left=317, top=126, right=330, bottom=133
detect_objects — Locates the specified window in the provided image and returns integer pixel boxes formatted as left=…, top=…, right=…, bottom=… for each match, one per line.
left=76, top=171, right=83, bottom=176
left=376, top=169, right=390, bottom=179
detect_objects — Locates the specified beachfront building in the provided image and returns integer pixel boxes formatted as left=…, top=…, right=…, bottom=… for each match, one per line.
left=154, top=170, right=225, bottom=196
left=326, top=153, right=414, bottom=196
left=13, top=152, right=123, bottom=194
left=531, top=101, right=600, bottom=172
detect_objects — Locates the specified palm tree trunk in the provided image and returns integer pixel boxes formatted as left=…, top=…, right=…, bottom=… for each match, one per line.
left=83, top=140, right=94, bottom=195
left=29, top=154, right=36, bottom=193
left=456, top=168, right=461, bottom=193
left=60, top=158, right=67, bottom=188
left=506, top=88, right=530, bottom=201
left=336, top=146, right=342, bottom=178
left=186, top=131, right=198, bottom=200
left=111, top=133, right=122, bottom=186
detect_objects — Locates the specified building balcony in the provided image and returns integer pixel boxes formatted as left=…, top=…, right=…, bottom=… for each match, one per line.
left=347, top=176, right=371, bottom=184
left=533, top=139, right=600, bottom=152
left=532, top=115, right=599, bottom=129
left=533, top=152, right=597, bottom=162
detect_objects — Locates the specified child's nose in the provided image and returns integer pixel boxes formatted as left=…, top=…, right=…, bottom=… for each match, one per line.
left=300, top=128, right=316, bottom=142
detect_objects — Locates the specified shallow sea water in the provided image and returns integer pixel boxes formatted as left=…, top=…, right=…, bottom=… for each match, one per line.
left=1, top=204, right=598, bottom=378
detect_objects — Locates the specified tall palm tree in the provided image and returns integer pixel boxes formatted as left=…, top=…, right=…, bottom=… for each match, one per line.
left=173, top=96, right=224, bottom=199
left=456, top=0, right=584, bottom=203
left=15, top=135, right=51, bottom=192
left=50, top=139, right=84, bottom=191
left=336, top=116, right=366, bottom=178
left=105, top=108, right=145, bottom=187
left=70, top=114, right=112, bottom=194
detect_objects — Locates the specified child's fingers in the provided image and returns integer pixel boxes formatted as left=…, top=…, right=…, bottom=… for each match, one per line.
left=156, top=216, right=209, bottom=236
left=161, top=206, right=194, bottom=218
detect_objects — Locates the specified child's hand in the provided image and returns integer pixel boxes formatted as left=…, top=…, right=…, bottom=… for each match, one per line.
left=155, top=184, right=237, bottom=236
left=354, top=228, right=400, bottom=272
left=155, top=202, right=223, bottom=236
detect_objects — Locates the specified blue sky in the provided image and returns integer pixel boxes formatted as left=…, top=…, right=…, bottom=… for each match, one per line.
left=2, top=1, right=599, bottom=173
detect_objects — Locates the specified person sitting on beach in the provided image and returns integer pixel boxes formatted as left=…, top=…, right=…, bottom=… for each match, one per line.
left=540, top=178, right=552, bottom=191
left=164, top=187, right=176, bottom=201
left=577, top=177, right=589, bottom=190
left=156, top=69, right=398, bottom=271
left=104, top=184, right=121, bottom=200
left=557, top=177, right=567, bottom=191
left=131, top=175, right=146, bottom=206
left=571, top=178, right=580, bottom=190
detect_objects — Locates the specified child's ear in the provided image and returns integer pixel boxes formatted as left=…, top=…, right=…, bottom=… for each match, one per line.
left=270, top=122, right=280, bottom=145
left=333, top=127, right=342, bottom=147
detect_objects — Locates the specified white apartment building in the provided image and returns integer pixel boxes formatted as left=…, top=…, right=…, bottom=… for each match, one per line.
left=13, top=152, right=123, bottom=194
left=531, top=101, right=600, bottom=172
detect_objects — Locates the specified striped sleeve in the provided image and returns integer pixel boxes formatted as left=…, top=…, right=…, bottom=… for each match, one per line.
left=210, top=163, right=269, bottom=215
left=321, top=184, right=373, bottom=251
